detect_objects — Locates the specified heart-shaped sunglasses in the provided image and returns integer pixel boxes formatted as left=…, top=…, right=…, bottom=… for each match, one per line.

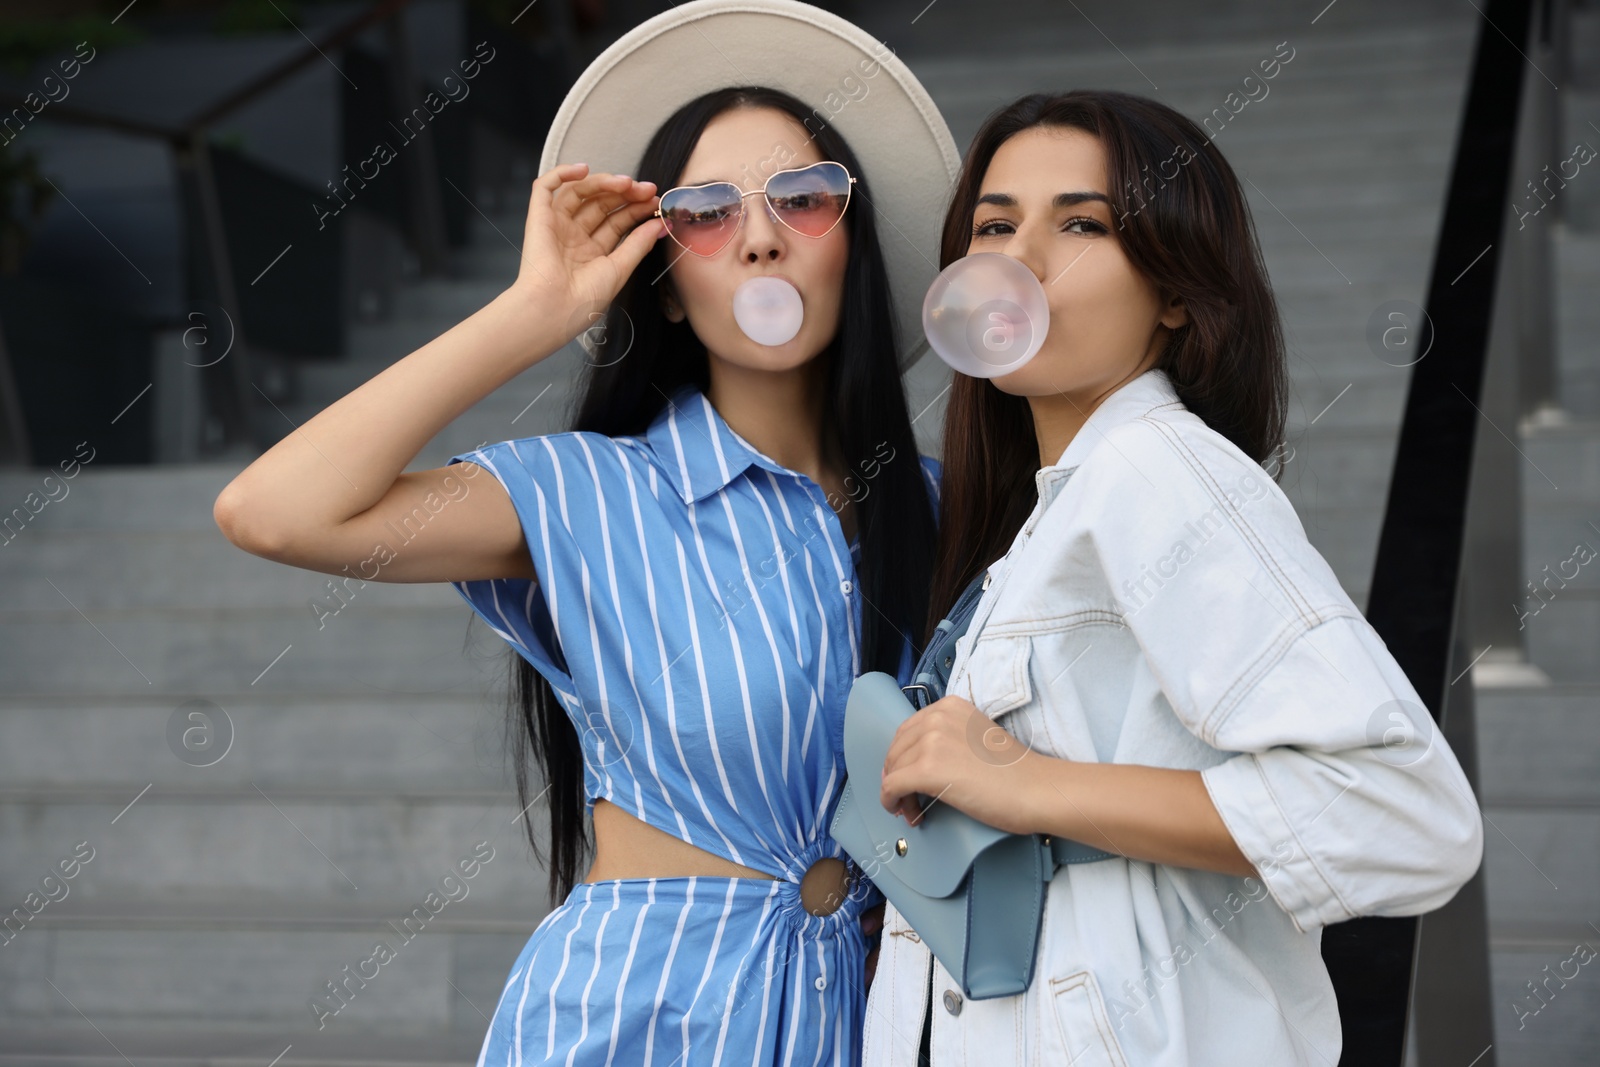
left=653, top=160, right=856, bottom=258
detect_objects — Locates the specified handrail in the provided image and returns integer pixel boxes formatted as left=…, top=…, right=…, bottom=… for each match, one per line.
left=0, top=0, right=409, bottom=145
left=0, top=0, right=414, bottom=458
left=185, top=0, right=409, bottom=133
left=1329, top=0, right=1543, bottom=1063
left=0, top=100, right=175, bottom=141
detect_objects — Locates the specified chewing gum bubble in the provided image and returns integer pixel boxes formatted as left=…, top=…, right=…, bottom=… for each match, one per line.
left=733, top=276, right=804, bottom=347
left=921, top=253, right=1049, bottom=377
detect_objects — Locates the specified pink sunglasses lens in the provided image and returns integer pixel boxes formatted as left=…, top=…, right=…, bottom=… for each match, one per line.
left=659, top=182, right=742, bottom=255
left=657, top=163, right=851, bottom=255
left=767, top=162, right=851, bottom=237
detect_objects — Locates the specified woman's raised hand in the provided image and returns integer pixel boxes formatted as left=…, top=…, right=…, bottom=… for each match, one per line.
left=509, top=162, right=666, bottom=340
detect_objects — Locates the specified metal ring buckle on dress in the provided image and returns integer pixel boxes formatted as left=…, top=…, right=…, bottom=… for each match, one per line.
left=799, top=856, right=853, bottom=917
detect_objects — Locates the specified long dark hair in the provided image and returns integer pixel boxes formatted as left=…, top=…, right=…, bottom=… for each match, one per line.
left=924, top=89, right=1289, bottom=642
left=496, top=86, right=937, bottom=903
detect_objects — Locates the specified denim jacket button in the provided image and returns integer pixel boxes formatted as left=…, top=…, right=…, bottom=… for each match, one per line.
left=943, top=989, right=963, bottom=1015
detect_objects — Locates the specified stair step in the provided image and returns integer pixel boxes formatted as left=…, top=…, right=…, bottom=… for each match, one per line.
left=286, top=340, right=588, bottom=414
left=392, top=277, right=509, bottom=321
left=1282, top=376, right=1411, bottom=431
left=2, top=895, right=551, bottom=934
left=1517, top=592, right=1600, bottom=682
left=911, top=35, right=1474, bottom=98
left=0, top=790, right=548, bottom=905
left=0, top=693, right=510, bottom=792
left=0, top=537, right=452, bottom=611
left=276, top=377, right=585, bottom=454
left=1525, top=421, right=1600, bottom=502
left=0, top=465, right=241, bottom=534
left=1523, top=507, right=1600, bottom=592
left=0, top=927, right=532, bottom=1057
left=0, top=608, right=502, bottom=695
left=1482, top=803, right=1600, bottom=927
left=0, top=1027, right=488, bottom=1067
left=1476, top=686, right=1600, bottom=805
left=1489, top=942, right=1600, bottom=1067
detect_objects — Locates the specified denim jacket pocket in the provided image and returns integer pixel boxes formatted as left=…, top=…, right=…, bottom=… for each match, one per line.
left=1045, top=969, right=1131, bottom=1067
left=959, top=632, right=1032, bottom=718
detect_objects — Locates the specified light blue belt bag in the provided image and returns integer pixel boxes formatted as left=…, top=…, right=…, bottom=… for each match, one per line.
left=831, top=570, right=1116, bottom=1001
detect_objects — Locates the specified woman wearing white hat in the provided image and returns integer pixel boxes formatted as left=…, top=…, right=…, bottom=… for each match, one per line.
left=214, top=1, right=962, bottom=1062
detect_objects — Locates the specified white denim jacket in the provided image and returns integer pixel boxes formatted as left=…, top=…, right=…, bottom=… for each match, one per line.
left=860, top=367, right=1484, bottom=1067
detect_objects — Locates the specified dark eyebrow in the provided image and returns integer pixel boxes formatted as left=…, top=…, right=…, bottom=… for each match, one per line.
left=975, top=191, right=1111, bottom=209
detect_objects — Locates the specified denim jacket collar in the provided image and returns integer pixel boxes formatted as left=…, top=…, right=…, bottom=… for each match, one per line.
left=1035, top=366, right=1183, bottom=510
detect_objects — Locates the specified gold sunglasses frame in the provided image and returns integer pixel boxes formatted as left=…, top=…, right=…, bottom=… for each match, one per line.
left=652, top=161, right=857, bottom=257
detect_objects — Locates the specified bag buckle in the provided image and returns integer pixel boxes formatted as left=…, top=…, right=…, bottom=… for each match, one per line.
left=900, top=683, right=932, bottom=709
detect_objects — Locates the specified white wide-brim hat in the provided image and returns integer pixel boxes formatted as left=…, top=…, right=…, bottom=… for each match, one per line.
left=539, top=0, right=962, bottom=373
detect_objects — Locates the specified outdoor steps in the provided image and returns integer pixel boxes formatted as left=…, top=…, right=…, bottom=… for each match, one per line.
left=6, top=2, right=1597, bottom=1063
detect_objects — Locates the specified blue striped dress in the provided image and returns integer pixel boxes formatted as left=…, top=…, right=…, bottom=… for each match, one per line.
left=447, top=382, right=941, bottom=1067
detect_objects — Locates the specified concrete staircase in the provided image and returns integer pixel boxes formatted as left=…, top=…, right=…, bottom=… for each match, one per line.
left=1474, top=213, right=1600, bottom=1064
left=2, top=4, right=1596, bottom=1066
left=0, top=178, right=582, bottom=1067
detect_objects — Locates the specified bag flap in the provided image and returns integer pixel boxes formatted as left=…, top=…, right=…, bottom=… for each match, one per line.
left=831, top=784, right=976, bottom=980
left=836, top=671, right=1014, bottom=897
left=833, top=782, right=1050, bottom=1001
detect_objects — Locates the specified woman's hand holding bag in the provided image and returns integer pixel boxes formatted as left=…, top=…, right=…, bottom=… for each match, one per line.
left=880, top=693, right=1044, bottom=835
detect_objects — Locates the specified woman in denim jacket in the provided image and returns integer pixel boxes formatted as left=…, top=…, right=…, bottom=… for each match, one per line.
left=861, top=89, right=1484, bottom=1066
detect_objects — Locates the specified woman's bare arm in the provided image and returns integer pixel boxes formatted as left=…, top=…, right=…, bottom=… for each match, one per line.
left=880, top=695, right=1258, bottom=877
left=213, top=163, right=665, bottom=581
left=228, top=460, right=538, bottom=585
left=1021, top=758, right=1259, bottom=878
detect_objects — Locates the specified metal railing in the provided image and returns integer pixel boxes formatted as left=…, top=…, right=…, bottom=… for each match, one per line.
left=0, top=0, right=418, bottom=458
left=1336, top=0, right=1572, bottom=1062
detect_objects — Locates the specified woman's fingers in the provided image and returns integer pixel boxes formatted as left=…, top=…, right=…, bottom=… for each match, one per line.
left=552, top=170, right=637, bottom=217
left=883, top=713, right=921, bottom=812
left=880, top=752, right=929, bottom=821
left=550, top=168, right=618, bottom=212
left=891, top=726, right=941, bottom=822
left=536, top=161, right=589, bottom=191
left=517, top=165, right=658, bottom=292
left=895, top=795, right=925, bottom=822
left=521, top=163, right=590, bottom=257
left=572, top=180, right=656, bottom=236
left=882, top=711, right=922, bottom=777
left=595, top=196, right=662, bottom=252
left=600, top=209, right=667, bottom=280
left=569, top=190, right=631, bottom=234
left=528, top=162, right=590, bottom=222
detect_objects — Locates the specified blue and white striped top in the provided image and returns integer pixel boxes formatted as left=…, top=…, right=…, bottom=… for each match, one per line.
left=447, top=382, right=941, bottom=1065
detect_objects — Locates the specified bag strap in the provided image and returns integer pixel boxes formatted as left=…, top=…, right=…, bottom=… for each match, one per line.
left=903, top=568, right=1119, bottom=868
left=902, top=568, right=991, bottom=710
left=1050, top=836, right=1116, bottom=866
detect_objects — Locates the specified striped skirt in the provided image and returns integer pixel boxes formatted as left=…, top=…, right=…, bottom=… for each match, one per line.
left=475, top=875, right=871, bottom=1067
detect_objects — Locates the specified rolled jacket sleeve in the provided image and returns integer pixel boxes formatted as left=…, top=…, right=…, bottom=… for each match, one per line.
left=1198, top=614, right=1486, bottom=932
left=1072, top=420, right=1486, bottom=933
